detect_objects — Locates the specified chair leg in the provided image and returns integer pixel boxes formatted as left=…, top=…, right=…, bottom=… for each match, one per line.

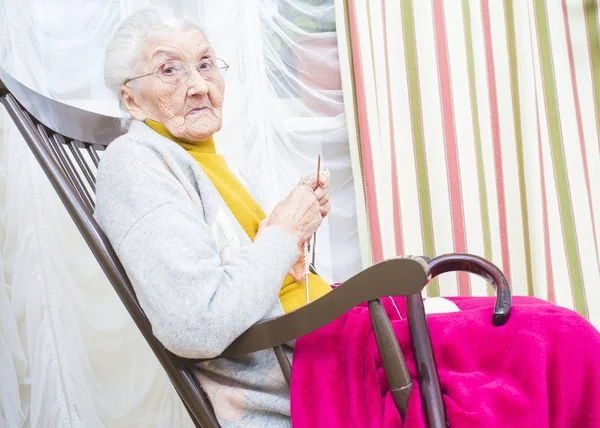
left=368, top=299, right=413, bottom=419
left=407, top=294, right=446, bottom=428
left=273, top=345, right=292, bottom=386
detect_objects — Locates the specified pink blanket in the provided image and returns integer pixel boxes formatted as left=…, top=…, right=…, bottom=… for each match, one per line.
left=291, top=296, right=600, bottom=427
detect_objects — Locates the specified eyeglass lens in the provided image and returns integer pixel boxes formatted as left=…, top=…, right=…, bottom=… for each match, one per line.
left=156, top=59, right=226, bottom=84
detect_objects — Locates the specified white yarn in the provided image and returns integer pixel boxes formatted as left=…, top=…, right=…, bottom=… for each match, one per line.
left=422, top=297, right=461, bottom=315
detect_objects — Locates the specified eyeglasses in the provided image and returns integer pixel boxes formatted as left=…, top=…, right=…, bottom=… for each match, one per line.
left=124, top=58, right=229, bottom=86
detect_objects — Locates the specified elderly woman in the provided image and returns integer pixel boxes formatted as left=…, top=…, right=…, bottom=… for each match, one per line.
left=96, top=8, right=600, bottom=428
left=96, top=8, right=330, bottom=427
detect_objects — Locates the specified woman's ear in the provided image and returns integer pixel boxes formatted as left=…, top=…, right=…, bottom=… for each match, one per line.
left=120, top=85, right=147, bottom=121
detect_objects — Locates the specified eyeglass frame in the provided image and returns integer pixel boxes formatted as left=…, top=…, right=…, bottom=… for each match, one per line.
left=123, top=57, right=230, bottom=86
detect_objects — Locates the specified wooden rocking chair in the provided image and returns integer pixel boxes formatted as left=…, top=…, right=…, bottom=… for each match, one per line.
left=0, top=67, right=511, bottom=428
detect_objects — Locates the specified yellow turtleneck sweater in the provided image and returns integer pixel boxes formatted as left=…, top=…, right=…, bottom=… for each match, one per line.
left=145, top=120, right=331, bottom=313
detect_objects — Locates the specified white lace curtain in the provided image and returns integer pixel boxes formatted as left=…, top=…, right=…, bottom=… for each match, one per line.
left=0, top=0, right=360, bottom=426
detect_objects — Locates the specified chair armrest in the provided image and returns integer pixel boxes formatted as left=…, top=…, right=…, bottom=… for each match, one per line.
left=170, top=257, right=429, bottom=368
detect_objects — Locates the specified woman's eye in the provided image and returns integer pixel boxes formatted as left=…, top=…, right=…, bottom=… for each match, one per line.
left=159, top=62, right=181, bottom=75
left=199, top=61, right=213, bottom=70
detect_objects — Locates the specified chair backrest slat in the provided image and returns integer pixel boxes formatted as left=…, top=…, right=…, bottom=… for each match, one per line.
left=53, top=134, right=95, bottom=210
left=86, top=145, right=100, bottom=167
left=36, top=125, right=93, bottom=212
left=68, top=140, right=96, bottom=192
left=36, top=123, right=76, bottom=189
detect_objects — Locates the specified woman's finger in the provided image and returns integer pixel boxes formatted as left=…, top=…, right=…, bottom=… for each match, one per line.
left=303, top=175, right=319, bottom=191
left=318, top=171, right=330, bottom=187
left=317, top=193, right=330, bottom=205
left=302, top=171, right=330, bottom=190
left=314, top=186, right=329, bottom=200
left=320, top=201, right=331, bottom=217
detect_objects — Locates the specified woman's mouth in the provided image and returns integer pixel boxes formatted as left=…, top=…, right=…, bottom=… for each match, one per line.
left=187, top=107, right=209, bottom=116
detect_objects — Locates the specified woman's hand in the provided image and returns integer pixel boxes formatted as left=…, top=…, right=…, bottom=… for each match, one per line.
left=305, top=172, right=331, bottom=218
left=267, top=184, right=323, bottom=246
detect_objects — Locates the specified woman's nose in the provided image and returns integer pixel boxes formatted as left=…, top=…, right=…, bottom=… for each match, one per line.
left=187, top=69, right=209, bottom=96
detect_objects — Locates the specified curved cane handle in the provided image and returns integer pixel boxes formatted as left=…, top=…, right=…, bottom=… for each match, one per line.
left=423, top=253, right=512, bottom=326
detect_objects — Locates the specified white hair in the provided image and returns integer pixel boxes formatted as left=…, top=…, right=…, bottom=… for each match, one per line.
left=104, top=8, right=204, bottom=123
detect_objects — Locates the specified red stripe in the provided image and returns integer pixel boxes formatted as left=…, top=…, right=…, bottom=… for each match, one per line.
left=481, top=0, right=512, bottom=283
left=432, top=0, right=470, bottom=295
left=534, top=78, right=556, bottom=304
left=381, top=0, right=404, bottom=256
left=347, top=0, right=384, bottom=263
left=562, top=0, right=600, bottom=273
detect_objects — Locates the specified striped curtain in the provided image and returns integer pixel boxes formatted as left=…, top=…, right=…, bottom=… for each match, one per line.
left=334, top=0, right=600, bottom=327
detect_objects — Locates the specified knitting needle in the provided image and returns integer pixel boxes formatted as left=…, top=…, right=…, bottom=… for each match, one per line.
left=312, top=155, right=321, bottom=268
left=305, top=252, right=310, bottom=304
left=306, top=154, right=321, bottom=305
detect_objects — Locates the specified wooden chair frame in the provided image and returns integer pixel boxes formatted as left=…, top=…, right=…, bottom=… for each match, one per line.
left=0, top=68, right=511, bottom=428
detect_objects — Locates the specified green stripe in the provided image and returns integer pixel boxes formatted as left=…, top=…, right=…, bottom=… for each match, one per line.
left=401, top=0, right=438, bottom=296
left=462, top=0, right=494, bottom=296
left=343, top=0, right=374, bottom=265
left=505, top=0, right=534, bottom=297
left=584, top=0, right=600, bottom=133
left=534, top=0, right=588, bottom=318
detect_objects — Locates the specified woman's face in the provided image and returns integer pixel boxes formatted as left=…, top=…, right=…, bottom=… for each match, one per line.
left=120, top=28, right=225, bottom=141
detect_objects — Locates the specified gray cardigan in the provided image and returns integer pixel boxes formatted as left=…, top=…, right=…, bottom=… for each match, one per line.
left=94, top=121, right=298, bottom=427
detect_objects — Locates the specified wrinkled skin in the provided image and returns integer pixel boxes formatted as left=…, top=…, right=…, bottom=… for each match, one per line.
left=120, top=28, right=224, bottom=141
